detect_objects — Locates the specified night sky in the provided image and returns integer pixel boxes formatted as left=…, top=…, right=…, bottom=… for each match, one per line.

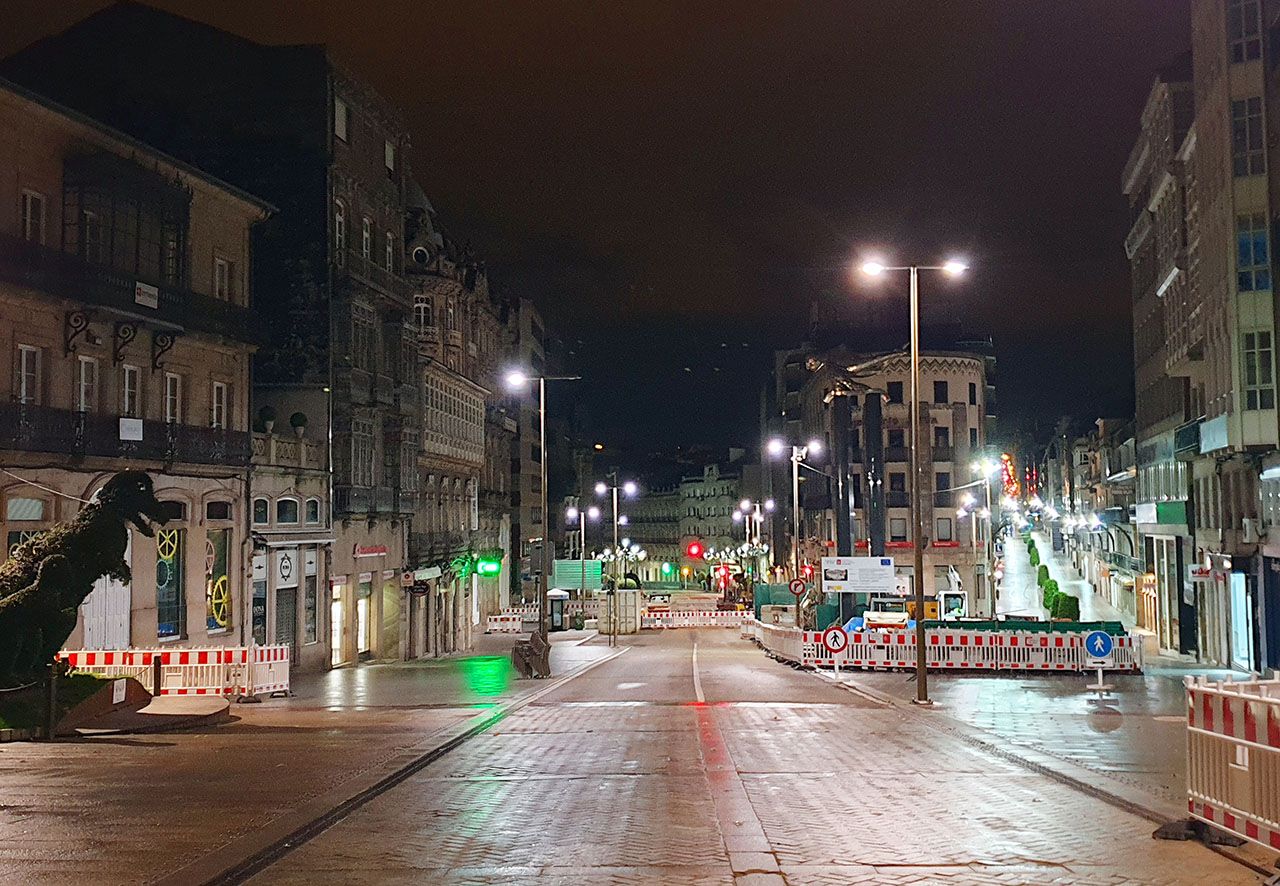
left=5, top=1, right=1192, bottom=450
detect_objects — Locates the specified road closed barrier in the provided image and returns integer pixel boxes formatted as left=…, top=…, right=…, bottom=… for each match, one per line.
left=642, top=610, right=748, bottom=629
left=1185, top=676, right=1280, bottom=853
left=741, top=620, right=1143, bottom=673
left=60, top=645, right=291, bottom=698
left=486, top=614, right=524, bottom=634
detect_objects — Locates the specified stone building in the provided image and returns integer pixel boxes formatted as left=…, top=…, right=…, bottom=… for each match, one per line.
left=507, top=297, right=546, bottom=601
left=0, top=78, right=268, bottom=649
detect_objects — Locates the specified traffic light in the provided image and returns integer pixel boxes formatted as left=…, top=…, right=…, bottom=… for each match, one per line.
left=661, top=561, right=673, bottom=576
left=801, top=562, right=814, bottom=580
left=686, top=541, right=704, bottom=560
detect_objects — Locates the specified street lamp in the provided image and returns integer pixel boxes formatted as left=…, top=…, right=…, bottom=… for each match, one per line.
left=505, top=368, right=581, bottom=660
left=595, top=472, right=639, bottom=584
left=565, top=505, right=600, bottom=599
left=767, top=437, right=823, bottom=586
left=859, top=257, right=967, bottom=706
left=971, top=459, right=999, bottom=618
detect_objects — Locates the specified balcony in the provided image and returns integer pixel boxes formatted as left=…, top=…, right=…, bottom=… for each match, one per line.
left=333, top=485, right=371, bottom=515
left=1124, top=209, right=1152, bottom=259
left=251, top=432, right=324, bottom=471
left=409, top=530, right=471, bottom=565
left=343, top=251, right=412, bottom=306
left=885, top=446, right=909, bottom=462
left=932, top=445, right=953, bottom=462
left=886, top=491, right=910, bottom=508
left=0, top=402, right=250, bottom=466
left=0, top=231, right=263, bottom=345
left=1174, top=417, right=1202, bottom=461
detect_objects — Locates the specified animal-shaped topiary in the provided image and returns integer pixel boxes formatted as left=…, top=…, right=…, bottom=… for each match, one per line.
left=0, top=472, right=181, bottom=687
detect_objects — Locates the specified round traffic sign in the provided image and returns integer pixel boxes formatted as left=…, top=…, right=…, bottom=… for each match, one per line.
left=788, top=578, right=806, bottom=597
left=1085, top=630, right=1114, bottom=659
left=822, top=626, right=848, bottom=654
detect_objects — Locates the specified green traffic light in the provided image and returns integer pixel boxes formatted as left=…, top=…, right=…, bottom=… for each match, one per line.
left=661, top=561, right=673, bottom=575
left=477, top=558, right=501, bottom=576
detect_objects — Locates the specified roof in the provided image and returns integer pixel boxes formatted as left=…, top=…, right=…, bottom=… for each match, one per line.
left=0, top=75, right=275, bottom=215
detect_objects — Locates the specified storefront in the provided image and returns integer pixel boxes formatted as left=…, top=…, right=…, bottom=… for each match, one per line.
left=251, top=540, right=331, bottom=671
left=329, top=526, right=407, bottom=666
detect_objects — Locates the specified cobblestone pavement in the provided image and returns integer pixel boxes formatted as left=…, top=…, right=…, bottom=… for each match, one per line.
left=252, top=629, right=1258, bottom=885
left=0, top=633, right=608, bottom=886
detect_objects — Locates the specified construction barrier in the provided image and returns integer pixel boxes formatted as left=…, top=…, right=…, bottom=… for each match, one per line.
left=1186, top=676, right=1280, bottom=853
left=742, top=620, right=1143, bottom=673
left=641, top=610, right=749, bottom=629
left=486, top=614, right=524, bottom=634
left=60, top=645, right=291, bottom=698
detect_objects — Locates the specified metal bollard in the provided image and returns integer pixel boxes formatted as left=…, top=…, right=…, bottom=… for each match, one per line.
left=152, top=653, right=162, bottom=697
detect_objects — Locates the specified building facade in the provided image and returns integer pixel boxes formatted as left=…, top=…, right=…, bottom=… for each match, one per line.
left=507, top=297, right=546, bottom=601
left=0, top=78, right=268, bottom=650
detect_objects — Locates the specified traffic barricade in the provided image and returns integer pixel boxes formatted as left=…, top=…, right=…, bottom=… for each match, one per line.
left=1185, top=676, right=1280, bottom=853
left=847, top=630, right=916, bottom=669
left=60, top=645, right=291, bottom=698
left=1002, top=632, right=1081, bottom=671
left=486, top=614, right=523, bottom=633
left=927, top=630, right=1002, bottom=669
left=247, top=645, right=291, bottom=695
left=756, top=622, right=804, bottom=663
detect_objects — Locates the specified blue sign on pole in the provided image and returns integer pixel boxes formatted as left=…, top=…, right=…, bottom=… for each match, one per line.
left=1084, top=630, right=1114, bottom=659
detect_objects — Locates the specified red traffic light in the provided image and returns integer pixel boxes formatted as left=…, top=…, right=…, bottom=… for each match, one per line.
left=801, top=563, right=814, bottom=579
left=686, top=541, right=704, bottom=559
left=717, top=564, right=730, bottom=578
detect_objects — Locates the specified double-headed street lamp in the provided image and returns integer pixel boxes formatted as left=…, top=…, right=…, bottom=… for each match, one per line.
left=859, top=258, right=967, bottom=706
left=595, top=473, right=638, bottom=584
left=505, top=369, right=581, bottom=654
left=766, top=438, right=823, bottom=582
left=565, top=504, right=601, bottom=599
left=736, top=498, right=775, bottom=575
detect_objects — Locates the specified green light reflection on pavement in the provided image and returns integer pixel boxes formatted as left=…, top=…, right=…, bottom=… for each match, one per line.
left=460, top=655, right=513, bottom=699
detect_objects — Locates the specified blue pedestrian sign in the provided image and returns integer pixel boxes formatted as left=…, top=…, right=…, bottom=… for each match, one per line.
left=1085, top=630, right=1114, bottom=661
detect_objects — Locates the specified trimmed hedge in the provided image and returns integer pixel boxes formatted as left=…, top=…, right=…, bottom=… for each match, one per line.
left=1041, top=579, right=1059, bottom=610
left=1029, top=547, right=1040, bottom=568
left=1051, top=592, right=1081, bottom=621
left=1037, top=564, right=1050, bottom=587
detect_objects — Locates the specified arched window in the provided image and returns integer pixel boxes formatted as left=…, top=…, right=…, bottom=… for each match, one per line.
left=252, top=497, right=269, bottom=525
left=305, top=498, right=322, bottom=524
left=276, top=498, right=300, bottom=525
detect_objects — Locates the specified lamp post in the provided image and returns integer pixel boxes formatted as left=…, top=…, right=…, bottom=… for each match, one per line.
left=594, top=473, right=638, bottom=585
left=565, top=505, right=601, bottom=600
left=971, top=459, right=999, bottom=617
left=505, top=369, right=580, bottom=657
left=860, top=258, right=967, bottom=706
left=767, top=438, right=823, bottom=583
left=737, top=498, right=775, bottom=576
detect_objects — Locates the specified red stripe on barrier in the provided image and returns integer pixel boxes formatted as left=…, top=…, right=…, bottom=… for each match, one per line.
left=1204, top=693, right=1214, bottom=732
left=1244, top=700, right=1257, bottom=744
left=1223, top=696, right=1235, bottom=739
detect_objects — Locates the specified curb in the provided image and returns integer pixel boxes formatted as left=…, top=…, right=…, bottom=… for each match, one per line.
left=152, top=646, right=628, bottom=886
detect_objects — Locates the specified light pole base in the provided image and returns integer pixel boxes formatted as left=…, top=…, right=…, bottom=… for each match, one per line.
left=911, top=697, right=935, bottom=707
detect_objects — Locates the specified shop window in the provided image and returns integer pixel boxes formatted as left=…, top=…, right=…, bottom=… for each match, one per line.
left=156, top=528, right=185, bottom=639
left=205, top=528, right=231, bottom=633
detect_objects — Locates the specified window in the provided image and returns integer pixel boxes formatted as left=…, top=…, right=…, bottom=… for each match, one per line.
left=415, top=295, right=433, bottom=330
left=1237, top=213, right=1271, bottom=291
left=887, top=381, right=903, bottom=404
left=156, top=528, right=185, bottom=639
left=889, top=472, right=906, bottom=492
left=76, top=356, right=98, bottom=413
left=361, top=217, right=372, bottom=260
left=82, top=209, right=104, bottom=263
left=352, top=304, right=375, bottom=371
left=1232, top=97, right=1265, bottom=177
left=1228, top=0, right=1262, bottom=63
left=276, top=499, right=300, bottom=524
left=446, top=299, right=457, bottom=331
left=352, top=418, right=375, bottom=487
left=334, top=201, right=346, bottom=266
left=933, top=380, right=948, bottom=403
left=890, top=517, right=908, bottom=542
left=936, top=471, right=951, bottom=492
left=121, top=364, right=141, bottom=418
left=206, top=501, right=231, bottom=521
left=969, top=427, right=979, bottom=448
left=888, top=428, right=905, bottom=448
left=205, top=527, right=231, bottom=632
left=936, top=517, right=953, bottom=542
left=1243, top=330, right=1275, bottom=410
left=384, top=139, right=396, bottom=173
left=252, top=497, right=269, bottom=524
left=5, top=497, right=47, bottom=557
left=164, top=372, right=183, bottom=423
left=21, top=190, right=45, bottom=244
left=968, top=382, right=977, bottom=406
left=305, top=498, right=321, bottom=524
left=211, top=381, right=228, bottom=429
left=400, top=433, right=419, bottom=492
left=17, top=345, right=41, bottom=405
left=334, top=96, right=349, bottom=141
left=304, top=574, right=318, bottom=643
left=385, top=232, right=395, bottom=271
left=214, top=257, right=232, bottom=299
left=934, top=426, right=950, bottom=447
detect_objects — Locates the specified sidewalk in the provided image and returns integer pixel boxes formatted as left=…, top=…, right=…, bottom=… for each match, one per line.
left=999, top=530, right=1135, bottom=627
left=0, top=631, right=616, bottom=886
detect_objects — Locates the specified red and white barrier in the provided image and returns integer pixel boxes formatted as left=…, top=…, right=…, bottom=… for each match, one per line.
left=741, top=620, right=1143, bottom=673
left=642, top=610, right=748, bottom=629
left=1186, top=676, right=1280, bottom=853
left=486, top=614, right=524, bottom=634
left=60, top=645, right=291, bottom=698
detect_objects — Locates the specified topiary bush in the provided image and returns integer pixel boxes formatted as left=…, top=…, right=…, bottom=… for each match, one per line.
left=1051, top=592, right=1080, bottom=621
left=1041, top=579, right=1058, bottom=610
left=1029, top=547, right=1040, bottom=568
left=1037, top=564, right=1050, bottom=587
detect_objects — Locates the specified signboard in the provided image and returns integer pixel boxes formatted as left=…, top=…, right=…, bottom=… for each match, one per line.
left=553, top=559, right=603, bottom=590
left=118, top=417, right=143, bottom=441
left=1085, top=630, right=1114, bottom=666
left=353, top=544, right=388, bottom=558
left=273, top=548, right=298, bottom=589
left=822, top=626, right=848, bottom=654
left=1187, top=565, right=1213, bottom=584
left=788, top=578, right=806, bottom=597
left=134, top=281, right=159, bottom=309
left=820, top=556, right=895, bottom=594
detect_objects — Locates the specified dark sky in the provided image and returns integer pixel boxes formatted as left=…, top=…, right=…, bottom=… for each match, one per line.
left=5, top=0, right=1192, bottom=449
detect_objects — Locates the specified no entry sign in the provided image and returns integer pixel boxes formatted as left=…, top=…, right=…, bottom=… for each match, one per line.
left=822, top=626, right=848, bottom=654
left=789, top=578, right=806, bottom=596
